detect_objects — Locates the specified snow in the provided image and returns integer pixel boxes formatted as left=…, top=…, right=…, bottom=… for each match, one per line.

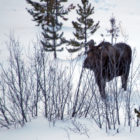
left=0, top=117, right=140, bottom=140
left=0, top=0, right=140, bottom=139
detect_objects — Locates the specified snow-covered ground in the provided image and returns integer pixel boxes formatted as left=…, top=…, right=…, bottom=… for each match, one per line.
left=0, top=0, right=140, bottom=139
left=0, top=117, right=140, bottom=140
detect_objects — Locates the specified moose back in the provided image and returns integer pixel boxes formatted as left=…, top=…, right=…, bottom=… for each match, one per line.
left=83, top=40, right=132, bottom=99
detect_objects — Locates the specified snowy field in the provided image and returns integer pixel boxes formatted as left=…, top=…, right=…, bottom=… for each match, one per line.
left=0, top=117, right=140, bottom=140
left=0, top=0, right=140, bottom=140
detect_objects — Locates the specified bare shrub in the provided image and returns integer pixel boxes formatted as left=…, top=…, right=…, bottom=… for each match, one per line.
left=0, top=37, right=32, bottom=128
left=0, top=36, right=139, bottom=132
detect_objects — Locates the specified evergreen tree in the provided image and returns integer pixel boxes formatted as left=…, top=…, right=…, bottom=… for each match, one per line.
left=68, top=0, right=99, bottom=53
left=26, top=0, right=73, bottom=59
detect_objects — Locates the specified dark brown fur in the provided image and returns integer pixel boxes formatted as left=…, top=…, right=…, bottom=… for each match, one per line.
left=83, top=40, right=132, bottom=99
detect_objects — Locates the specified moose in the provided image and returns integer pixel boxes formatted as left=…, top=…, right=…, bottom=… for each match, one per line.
left=83, top=40, right=132, bottom=99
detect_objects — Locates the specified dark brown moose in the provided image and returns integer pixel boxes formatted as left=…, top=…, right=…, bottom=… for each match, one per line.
left=83, top=40, right=132, bottom=99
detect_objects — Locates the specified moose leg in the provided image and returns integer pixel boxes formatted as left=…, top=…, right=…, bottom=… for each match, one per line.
left=96, top=78, right=106, bottom=99
left=121, top=65, right=130, bottom=90
left=121, top=75, right=126, bottom=90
